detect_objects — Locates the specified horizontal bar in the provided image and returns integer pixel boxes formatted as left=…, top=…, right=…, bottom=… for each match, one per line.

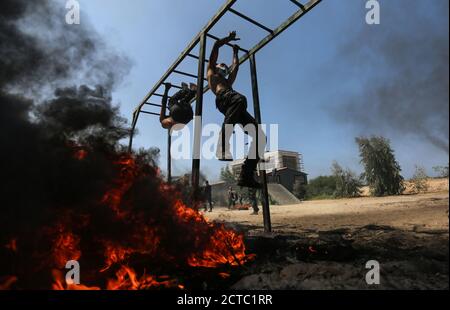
left=163, top=83, right=183, bottom=90
left=206, top=33, right=249, bottom=53
left=133, top=0, right=237, bottom=115
left=173, top=69, right=207, bottom=81
left=228, top=8, right=273, bottom=34
left=187, top=53, right=209, bottom=63
left=138, top=0, right=322, bottom=117
left=141, top=111, right=160, bottom=117
left=153, top=93, right=171, bottom=99
left=189, top=0, right=322, bottom=104
left=145, top=103, right=164, bottom=108
left=289, top=0, right=306, bottom=10
left=241, top=0, right=322, bottom=63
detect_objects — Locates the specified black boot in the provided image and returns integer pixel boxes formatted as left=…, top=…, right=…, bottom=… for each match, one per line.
left=238, top=168, right=261, bottom=189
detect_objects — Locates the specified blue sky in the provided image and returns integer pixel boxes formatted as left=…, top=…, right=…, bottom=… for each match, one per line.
left=76, top=0, right=449, bottom=181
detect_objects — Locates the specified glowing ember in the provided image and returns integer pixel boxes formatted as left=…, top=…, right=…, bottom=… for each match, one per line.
left=74, top=149, right=88, bottom=160
left=308, top=246, right=318, bottom=253
left=5, top=239, right=17, bottom=252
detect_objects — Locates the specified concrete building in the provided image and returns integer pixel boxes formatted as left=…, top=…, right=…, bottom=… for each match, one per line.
left=225, top=150, right=308, bottom=199
left=209, top=151, right=307, bottom=206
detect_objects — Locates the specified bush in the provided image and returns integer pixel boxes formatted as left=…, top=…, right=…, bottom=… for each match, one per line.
left=410, top=165, right=429, bottom=194
left=433, top=165, right=449, bottom=178
left=356, top=136, right=405, bottom=196
left=331, top=161, right=363, bottom=198
left=305, top=175, right=337, bottom=199
left=220, top=167, right=237, bottom=185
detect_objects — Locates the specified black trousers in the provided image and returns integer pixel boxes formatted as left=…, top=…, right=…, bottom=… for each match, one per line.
left=169, top=103, right=193, bottom=124
left=163, top=89, right=194, bottom=124
left=204, top=196, right=212, bottom=211
left=216, top=89, right=266, bottom=173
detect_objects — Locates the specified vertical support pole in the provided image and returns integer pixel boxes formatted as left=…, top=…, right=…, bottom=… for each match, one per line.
left=191, top=32, right=207, bottom=196
left=249, top=53, right=272, bottom=233
left=128, top=112, right=138, bottom=153
left=167, top=129, right=172, bottom=184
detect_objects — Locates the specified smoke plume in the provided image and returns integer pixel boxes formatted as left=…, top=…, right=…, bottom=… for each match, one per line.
left=0, top=0, right=250, bottom=290
left=332, top=0, right=449, bottom=153
left=1, top=0, right=132, bottom=231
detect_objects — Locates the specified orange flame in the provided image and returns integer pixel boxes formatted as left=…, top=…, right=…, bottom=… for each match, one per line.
left=12, top=152, right=255, bottom=290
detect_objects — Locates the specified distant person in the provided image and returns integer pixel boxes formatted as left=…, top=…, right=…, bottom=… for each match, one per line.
left=177, top=174, right=191, bottom=204
left=204, top=180, right=213, bottom=212
left=272, top=168, right=279, bottom=183
left=159, top=82, right=196, bottom=129
left=249, top=188, right=259, bottom=215
left=227, top=187, right=236, bottom=210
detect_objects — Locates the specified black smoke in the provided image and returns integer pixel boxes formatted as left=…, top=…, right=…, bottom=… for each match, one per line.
left=0, top=0, right=132, bottom=227
left=0, top=0, right=247, bottom=290
left=332, top=0, right=449, bottom=153
left=0, top=0, right=135, bottom=287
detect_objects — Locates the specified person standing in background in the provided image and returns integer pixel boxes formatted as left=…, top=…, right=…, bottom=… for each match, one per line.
left=204, top=180, right=213, bottom=212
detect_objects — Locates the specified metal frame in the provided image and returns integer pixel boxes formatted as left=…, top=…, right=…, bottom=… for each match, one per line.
left=128, top=0, right=322, bottom=233
left=249, top=53, right=271, bottom=232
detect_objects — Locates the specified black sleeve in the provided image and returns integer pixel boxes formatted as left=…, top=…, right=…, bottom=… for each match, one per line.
left=185, top=90, right=197, bottom=103
left=170, top=89, right=187, bottom=103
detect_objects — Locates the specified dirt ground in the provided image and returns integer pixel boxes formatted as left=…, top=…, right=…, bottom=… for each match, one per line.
left=204, top=185, right=449, bottom=290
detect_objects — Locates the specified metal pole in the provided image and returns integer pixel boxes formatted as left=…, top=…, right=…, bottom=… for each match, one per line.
left=249, top=53, right=272, bottom=233
left=128, top=112, right=137, bottom=153
left=191, top=32, right=207, bottom=196
left=167, top=130, right=172, bottom=184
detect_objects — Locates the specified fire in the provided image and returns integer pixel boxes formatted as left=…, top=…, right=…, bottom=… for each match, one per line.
left=0, top=146, right=254, bottom=290
left=51, top=229, right=81, bottom=268
left=105, top=266, right=180, bottom=290
left=0, top=151, right=254, bottom=290
left=187, top=228, right=254, bottom=268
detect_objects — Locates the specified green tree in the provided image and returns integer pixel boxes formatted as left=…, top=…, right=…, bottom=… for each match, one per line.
left=331, top=161, right=363, bottom=198
left=433, top=164, right=449, bottom=178
left=305, top=175, right=337, bottom=199
left=220, top=167, right=237, bottom=185
left=356, top=136, right=405, bottom=196
left=410, top=165, right=429, bottom=194
left=293, top=179, right=307, bottom=200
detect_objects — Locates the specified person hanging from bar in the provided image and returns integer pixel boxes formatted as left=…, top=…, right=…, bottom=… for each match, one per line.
left=207, top=31, right=266, bottom=189
left=159, top=82, right=196, bottom=129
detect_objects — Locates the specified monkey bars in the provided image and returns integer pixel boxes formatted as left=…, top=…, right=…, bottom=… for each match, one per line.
left=128, top=0, right=323, bottom=233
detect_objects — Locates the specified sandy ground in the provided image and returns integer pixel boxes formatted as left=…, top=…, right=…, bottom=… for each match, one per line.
left=204, top=189, right=449, bottom=290
left=205, top=192, right=449, bottom=234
